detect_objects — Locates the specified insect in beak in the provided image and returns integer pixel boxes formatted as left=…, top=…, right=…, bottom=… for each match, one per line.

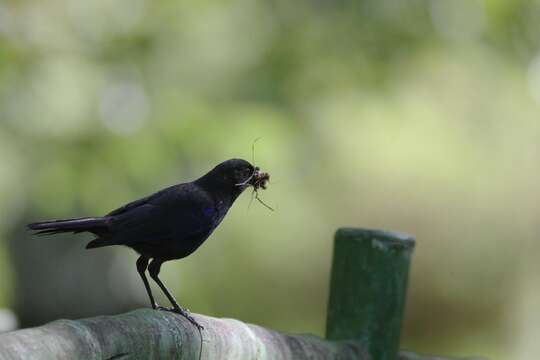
left=250, top=167, right=270, bottom=190
left=236, top=167, right=273, bottom=211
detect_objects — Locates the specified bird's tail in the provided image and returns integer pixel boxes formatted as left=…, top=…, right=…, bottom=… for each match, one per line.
left=27, top=217, right=109, bottom=236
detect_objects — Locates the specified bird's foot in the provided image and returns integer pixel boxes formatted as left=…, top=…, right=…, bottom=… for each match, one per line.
left=156, top=305, right=204, bottom=330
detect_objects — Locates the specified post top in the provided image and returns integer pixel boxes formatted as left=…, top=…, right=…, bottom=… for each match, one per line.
left=335, top=227, right=415, bottom=250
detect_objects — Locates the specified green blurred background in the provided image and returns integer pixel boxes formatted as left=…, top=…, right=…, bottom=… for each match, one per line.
left=0, top=0, right=539, bottom=358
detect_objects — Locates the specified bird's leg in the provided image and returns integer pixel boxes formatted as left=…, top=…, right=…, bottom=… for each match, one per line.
left=147, top=259, right=180, bottom=309
left=136, top=256, right=158, bottom=309
left=148, top=259, right=203, bottom=330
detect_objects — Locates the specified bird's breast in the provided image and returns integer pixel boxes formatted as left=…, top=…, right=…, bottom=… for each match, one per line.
left=202, top=207, right=215, bottom=218
left=201, top=204, right=226, bottom=225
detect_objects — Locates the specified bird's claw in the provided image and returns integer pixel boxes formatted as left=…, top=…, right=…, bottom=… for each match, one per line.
left=156, top=305, right=204, bottom=330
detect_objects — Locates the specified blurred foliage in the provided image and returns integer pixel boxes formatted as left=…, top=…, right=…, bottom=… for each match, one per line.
left=0, top=0, right=539, bottom=358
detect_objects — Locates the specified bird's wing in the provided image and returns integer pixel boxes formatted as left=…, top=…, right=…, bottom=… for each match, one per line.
left=106, top=197, right=150, bottom=217
left=106, top=186, right=173, bottom=217
left=108, top=185, right=214, bottom=245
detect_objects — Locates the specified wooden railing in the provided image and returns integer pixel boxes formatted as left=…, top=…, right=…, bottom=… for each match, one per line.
left=0, top=228, right=483, bottom=360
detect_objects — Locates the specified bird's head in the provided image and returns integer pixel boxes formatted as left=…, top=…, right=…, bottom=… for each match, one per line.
left=197, top=158, right=270, bottom=194
left=196, top=159, right=272, bottom=210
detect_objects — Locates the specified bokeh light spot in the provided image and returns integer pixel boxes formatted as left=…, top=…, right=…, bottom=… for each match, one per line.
left=99, top=80, right=150, bottom=136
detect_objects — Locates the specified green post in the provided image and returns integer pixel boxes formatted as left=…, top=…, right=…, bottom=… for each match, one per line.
left=326, top=228, right=415, bottom=360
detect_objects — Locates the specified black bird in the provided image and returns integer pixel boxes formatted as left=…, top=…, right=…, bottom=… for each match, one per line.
left=28, top=159, right=270, bottom=329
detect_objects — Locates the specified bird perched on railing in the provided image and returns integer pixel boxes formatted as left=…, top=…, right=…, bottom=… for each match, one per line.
left=28, top=159, right=271, bottom=329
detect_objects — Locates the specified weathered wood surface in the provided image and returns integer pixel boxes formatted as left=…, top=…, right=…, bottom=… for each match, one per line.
left=0, top=309, right=367, bottom=360
left=0, top=309, right=483, bottom=360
